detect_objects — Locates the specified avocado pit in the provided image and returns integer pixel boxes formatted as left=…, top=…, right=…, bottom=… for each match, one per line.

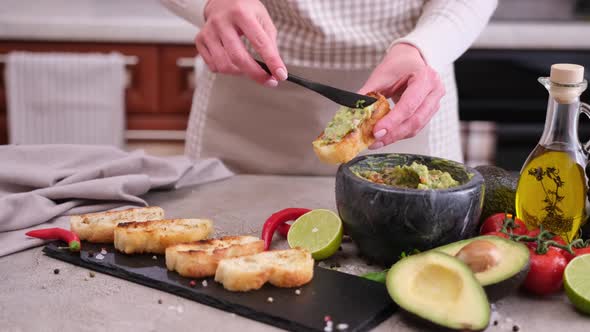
left=435, top=235, right=531, bottom=302
left=455, top=240, right=501, bottom=273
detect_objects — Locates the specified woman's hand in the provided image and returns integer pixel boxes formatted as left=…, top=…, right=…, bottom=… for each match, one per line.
left=196, top=0, right=287, bottom=87
left=359, top=43, right=445, bottom=149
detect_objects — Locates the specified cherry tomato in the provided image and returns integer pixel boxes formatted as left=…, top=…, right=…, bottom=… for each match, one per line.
left=480, top=213, right=527, bottom=235
left=574, top=247, right=590, bottom=257
left=508, top=217, right=528, bottom=235
left=523, top=247, right=567, bottom=295
left=485, top=231, right=510, bottom=239
left=561, top=250, right=576, bottom=263
left=559, top=242, right=590, bottom=263
left=563, top=247, right=590, bottom=262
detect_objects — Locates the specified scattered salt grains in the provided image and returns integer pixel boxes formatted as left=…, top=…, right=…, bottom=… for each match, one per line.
left=202, top=280, right=208, bottom=287
left=95, top=254, right=105, bottom=260
left=336, top=323, right=349, bottom=331
left=312, top=227, right=319, bottom=233
left=166, top=305, right=183, bottom=313
left=267, top=297, right=274, bottom=303
left=295, top=289, right=301, bottom=295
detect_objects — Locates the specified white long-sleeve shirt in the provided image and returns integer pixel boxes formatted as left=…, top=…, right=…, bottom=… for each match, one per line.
left=160, top=0, right=497, bottom=71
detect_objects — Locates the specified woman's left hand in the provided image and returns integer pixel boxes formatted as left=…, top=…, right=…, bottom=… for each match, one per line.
left=359, top=43, right=445, bottom=149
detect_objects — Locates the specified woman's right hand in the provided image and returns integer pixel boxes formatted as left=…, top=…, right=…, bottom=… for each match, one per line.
left=196, top=0, right=287, bottom=87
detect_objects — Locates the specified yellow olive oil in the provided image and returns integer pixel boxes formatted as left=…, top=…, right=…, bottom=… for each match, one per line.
left=515, top=146, right=587, bottom=242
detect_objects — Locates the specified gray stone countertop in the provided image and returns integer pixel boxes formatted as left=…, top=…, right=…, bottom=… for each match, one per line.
left=1, top=175, right=588, bottom=331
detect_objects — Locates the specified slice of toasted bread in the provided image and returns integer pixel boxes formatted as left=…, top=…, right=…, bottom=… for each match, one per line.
left=214, top=248, right=314, bottom=292
left=114, top=218, right=213, bottom=254
left=70, top=206, right=164, bottom=243
left=312, top=92, right=390, bottom=164
left=165, top=236, right=264, bottom=278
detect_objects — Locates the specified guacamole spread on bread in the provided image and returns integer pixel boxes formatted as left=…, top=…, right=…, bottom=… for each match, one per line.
left=320, top=103, right=376, bottom=144
left=354, top=161, right=460, bottom=189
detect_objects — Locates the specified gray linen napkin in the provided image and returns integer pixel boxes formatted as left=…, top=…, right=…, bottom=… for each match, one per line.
left=0, top=144, right=233, bottom=257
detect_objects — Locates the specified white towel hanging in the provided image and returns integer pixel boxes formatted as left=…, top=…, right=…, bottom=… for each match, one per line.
left=4, top=51, right=126, bottom=147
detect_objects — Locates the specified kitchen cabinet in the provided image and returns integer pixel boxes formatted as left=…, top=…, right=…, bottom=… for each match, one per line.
left=0, top=41, right=198, bottom=145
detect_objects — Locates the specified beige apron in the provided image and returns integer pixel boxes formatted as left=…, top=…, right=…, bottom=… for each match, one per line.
left=185, top=64, right=461, bottom=175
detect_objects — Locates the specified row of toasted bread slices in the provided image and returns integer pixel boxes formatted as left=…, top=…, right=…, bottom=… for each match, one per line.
left=69, top=206, right=314, bottom=291
left=70, top=206, right=212, bottom=253
left=168, top=237, right=313, bottom=291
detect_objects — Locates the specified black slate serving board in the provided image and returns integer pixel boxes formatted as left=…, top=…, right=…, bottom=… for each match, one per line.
left=43, top=242, right=395, bottom=332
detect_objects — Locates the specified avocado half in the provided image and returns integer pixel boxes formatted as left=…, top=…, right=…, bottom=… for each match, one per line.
left=386, top=251, right=490, bottom=331
left=435, top=235, right=530, bottom=302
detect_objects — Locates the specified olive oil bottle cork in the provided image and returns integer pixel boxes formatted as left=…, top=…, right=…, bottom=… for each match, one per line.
left=549, top=63, right=585, bottom=103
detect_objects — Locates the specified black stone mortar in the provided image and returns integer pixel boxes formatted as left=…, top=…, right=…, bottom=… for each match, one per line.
left=335, top=153, right=485, bottom=266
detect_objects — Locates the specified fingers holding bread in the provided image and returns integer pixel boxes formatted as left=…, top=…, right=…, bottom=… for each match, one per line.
left=312, top=92, right=391, bottom=164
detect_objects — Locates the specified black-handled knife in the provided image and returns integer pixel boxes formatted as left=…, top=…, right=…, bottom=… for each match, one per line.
left=255, top=60, right=378, bottom=108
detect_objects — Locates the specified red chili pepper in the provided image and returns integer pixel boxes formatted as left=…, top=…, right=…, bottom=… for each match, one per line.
left=25, top=227, right=81, bottom=252
left=277, top=222, right=291, bottom=237
left=261, top=208, right=311, bottom=250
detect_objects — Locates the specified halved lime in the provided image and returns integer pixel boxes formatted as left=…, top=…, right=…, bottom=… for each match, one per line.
left=564, top=254, right=590, bottom=315
left=287, top=209, right=343, bottom=260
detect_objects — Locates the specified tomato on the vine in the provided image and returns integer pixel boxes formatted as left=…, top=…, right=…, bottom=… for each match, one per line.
left=480, top=213, right=527, bottom=236
left=525, top=228, right=567, bottom=248
left=523, top=247, right=567, bottom=295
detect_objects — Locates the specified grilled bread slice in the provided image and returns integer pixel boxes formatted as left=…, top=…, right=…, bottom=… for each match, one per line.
left=312, top=92, right=390, bottom=164
left=165, top=236, right=264, bottom=278
left=214, top=248, right=314, bottom=292
left=70, top=206, right=164, bottom=243
left=114, top=218, right=213, bottom=254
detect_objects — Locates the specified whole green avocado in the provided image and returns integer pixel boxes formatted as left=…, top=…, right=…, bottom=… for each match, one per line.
left=475, top=165, right=518, bottom=222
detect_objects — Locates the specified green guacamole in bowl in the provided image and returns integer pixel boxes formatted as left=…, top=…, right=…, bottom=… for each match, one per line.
left=352, top=161, right=460, bottom=190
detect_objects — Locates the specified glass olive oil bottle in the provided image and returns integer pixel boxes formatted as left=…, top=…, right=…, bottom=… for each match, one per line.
left=515, top=64, right=589, bottom=242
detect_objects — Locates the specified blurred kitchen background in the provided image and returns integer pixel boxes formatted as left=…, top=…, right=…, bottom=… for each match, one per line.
left=1, top=0, right=589, bottom=171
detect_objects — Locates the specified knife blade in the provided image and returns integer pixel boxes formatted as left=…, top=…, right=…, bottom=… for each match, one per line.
left=255, top=60, right=378, bottom=108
